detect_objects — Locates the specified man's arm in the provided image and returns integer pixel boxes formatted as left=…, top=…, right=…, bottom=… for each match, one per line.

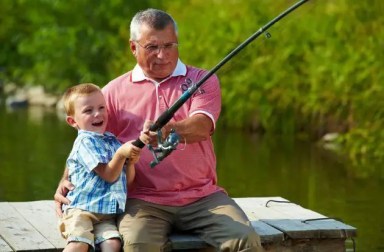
left=53, top=167, right=74, bottom=217
left=163, top=113, right=213, bottom=144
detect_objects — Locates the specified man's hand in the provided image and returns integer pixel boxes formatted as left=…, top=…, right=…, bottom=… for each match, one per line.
left=54, top=179, right=74, bottom=217
left=142, top=120, right=158, bottom=146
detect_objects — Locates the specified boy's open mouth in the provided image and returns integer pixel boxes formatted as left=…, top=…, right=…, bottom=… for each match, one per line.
left=92, top=121, right=103, bottom=127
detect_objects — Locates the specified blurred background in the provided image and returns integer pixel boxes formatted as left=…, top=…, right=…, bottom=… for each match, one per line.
left=0, top=0, right=383, bottom=251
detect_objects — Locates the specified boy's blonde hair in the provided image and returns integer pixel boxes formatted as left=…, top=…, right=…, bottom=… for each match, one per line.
left=63, top=83, right=101, bottom=116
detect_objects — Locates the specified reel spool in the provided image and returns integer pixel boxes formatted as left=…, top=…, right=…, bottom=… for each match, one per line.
left=147, top=129, right=180, bottom=168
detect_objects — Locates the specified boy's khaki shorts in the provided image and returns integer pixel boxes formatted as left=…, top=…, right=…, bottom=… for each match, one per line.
left=59, top=208, right=121, bottom=249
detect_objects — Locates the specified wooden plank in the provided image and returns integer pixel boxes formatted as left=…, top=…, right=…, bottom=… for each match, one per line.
left=0, top=236, right=13, bottom=252
left=235, top=197, right=325, bottom=220
left=0, top=202, right=55, bottom=251
left=10, top=200, right=66, bottom=249
left=261, top=219, right=320, bottom=239
left=0, top=198, right=357, bottom=252
left=263, top=218, right=357, bottom=240
left=234, top=197, right=288, bottom=209
left=167, top=233, right=210, bottom=251
left=251, top=220, right=284, bottom=244
left=301, top=218, right=357, bottom=238
left=234, top=197, right=305, bottom=220
left=265, top=203, right=326, bottom=220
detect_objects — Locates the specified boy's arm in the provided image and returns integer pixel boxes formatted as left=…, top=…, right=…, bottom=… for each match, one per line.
left=94, top=142, right=140, bottom=183
left=126, top=162, right=136, bottom=185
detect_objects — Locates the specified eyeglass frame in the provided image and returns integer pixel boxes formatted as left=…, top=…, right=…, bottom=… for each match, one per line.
left=134, top=41, right=178, bottom=54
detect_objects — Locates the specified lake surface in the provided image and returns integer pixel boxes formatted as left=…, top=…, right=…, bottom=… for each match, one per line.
left=0, top=104, right=383, bottom=251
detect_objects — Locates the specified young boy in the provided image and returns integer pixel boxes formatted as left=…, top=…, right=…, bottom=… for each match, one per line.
left=59, top=83, right=148, bottom=252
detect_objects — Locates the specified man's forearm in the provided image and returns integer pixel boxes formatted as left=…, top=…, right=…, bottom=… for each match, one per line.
left=165, top=114, right=213, bottom=144
left=59, top=167, right=69, bottom=184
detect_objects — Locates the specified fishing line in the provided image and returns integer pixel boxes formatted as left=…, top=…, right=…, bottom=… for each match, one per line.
left=214, top=0, right=315, bottom=86
left=132, top=0, right=311, bottom=166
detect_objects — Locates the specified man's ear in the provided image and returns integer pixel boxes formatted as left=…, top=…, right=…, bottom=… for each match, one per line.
left=66, top=115, right=77, bottom=128
left=130, top=40, right=137, bottom=56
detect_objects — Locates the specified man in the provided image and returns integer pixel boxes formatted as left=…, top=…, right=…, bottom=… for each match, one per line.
left=55, top=8, right=262, bottom=251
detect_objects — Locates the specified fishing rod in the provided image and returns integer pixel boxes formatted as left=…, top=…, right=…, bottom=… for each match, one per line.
left=133, top=0, right=310, bottom=166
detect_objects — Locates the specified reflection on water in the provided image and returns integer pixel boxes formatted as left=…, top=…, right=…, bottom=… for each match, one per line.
left=0, top=105, right=383, bottom=251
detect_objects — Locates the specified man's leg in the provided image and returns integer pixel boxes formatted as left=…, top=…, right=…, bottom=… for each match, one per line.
left=177, top=192, right=263, bottom=252
left=118, top=199, right=173, bottom=252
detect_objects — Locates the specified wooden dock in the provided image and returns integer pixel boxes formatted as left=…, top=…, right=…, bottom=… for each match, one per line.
left=0, top=197, right=357, bottom=251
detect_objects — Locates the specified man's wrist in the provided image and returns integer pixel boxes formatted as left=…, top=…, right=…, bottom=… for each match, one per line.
left=164, top=122, right=176, bottom=136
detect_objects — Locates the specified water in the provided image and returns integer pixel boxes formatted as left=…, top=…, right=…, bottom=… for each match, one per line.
left=0, top=105, right=383, bottom=251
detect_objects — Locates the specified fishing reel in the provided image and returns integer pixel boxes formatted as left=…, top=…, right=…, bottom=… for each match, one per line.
left=147, top=129, right=180, bottom=168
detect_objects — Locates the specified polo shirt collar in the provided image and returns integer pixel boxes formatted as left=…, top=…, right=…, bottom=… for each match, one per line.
left=131, top=59, right=186, bottom=84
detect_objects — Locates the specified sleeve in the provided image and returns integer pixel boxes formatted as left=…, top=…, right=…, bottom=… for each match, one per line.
left=189, top=73, right=222, bottom=129
left=77, top=137, right=110, bottom=172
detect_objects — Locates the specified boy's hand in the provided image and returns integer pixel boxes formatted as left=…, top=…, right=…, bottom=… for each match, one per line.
left=119, top=141, right=141, bottom=159
left=130, top=153, right=140, bottom=164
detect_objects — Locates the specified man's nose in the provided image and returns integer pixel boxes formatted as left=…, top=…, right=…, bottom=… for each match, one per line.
left=156, top=48, right=167, bottom=58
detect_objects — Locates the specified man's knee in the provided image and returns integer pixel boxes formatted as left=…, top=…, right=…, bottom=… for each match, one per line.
left=119, top=228, right=167, bottom=252
left=241, top=229, right=263, bottom=251
left=118, top=214, right=168, bottom=252
left=221, top=227, right=263, bottom=251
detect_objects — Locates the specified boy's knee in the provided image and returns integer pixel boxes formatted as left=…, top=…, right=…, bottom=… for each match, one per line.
left=63, top=241, right=89, bottom=252
left=99, top=238, right=122, bottom=252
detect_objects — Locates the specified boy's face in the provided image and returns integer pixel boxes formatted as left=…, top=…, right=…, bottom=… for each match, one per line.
left=66, top=91, right=108, bottom=134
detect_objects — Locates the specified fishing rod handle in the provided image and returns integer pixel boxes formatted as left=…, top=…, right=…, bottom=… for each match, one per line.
left=131, top=121, right=162, bottom=148
left=132, top=138, right=146, bottom=148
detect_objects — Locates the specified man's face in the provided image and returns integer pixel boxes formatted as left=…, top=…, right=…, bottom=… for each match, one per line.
left=130, top=23, right=179, bottom=82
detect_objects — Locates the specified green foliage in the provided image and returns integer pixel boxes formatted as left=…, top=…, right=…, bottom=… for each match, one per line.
left=0, top=0, right=150, bottom=92
left=1, top=0, right=384, bottom=171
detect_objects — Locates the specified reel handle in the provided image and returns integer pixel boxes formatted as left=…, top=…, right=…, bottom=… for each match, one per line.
left=149, top=129, right=180, bottom=168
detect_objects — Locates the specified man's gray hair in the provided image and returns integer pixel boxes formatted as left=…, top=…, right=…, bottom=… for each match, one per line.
left=130, top=8, right=178, bottom=41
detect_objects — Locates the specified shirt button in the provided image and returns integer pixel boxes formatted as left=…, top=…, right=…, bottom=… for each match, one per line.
left=158, top=96, right=162, bottom=100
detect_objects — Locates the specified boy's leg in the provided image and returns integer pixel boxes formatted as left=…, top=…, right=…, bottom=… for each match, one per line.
left=94, top=214, right=122, bottom=252
left=99, top=238, right=121, bottom=252
left=59, top=208, right=95, bottom=251
left=178, top=192, right=263, bottom=252
left=63, top=242, right=89, bottom=252
left=118, top=199, right=173, bottom=252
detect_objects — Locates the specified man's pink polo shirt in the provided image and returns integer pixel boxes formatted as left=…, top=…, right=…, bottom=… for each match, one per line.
left=102, top=60, right=225, bottom=206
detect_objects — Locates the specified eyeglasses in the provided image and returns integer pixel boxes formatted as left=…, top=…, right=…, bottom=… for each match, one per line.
left=135, top=41, right=178, bottom=54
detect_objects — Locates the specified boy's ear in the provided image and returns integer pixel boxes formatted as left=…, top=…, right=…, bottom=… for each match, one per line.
left=66, top=115, right=77, bottom=128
